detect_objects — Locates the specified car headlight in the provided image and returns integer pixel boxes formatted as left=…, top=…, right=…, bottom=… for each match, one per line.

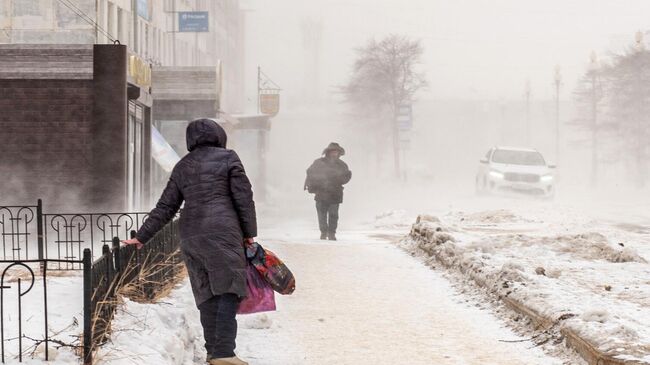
left=489, top=170, right=504, bottom=179
left=541, top=174, right=554, bottom=182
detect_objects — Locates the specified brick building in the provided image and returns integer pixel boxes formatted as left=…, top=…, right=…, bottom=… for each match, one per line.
left=0, top=44, right=153, bottom=212
left=0, top=1, right=275, bottom=209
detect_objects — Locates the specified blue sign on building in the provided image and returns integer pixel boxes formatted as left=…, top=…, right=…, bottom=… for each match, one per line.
left=136, top=0, right=150, bottom=20
left=178, top=12, right=210, bottom=32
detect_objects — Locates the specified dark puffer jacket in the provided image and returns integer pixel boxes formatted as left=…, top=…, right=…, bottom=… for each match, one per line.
left=136, top=119, right=256, bottom=306
left=305, top=157, right=352, bottom=204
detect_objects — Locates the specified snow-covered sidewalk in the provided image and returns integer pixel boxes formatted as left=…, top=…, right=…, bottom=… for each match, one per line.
left=98, top=231, right=569, bottom=365
left=402, top=201, right=650, bottom=364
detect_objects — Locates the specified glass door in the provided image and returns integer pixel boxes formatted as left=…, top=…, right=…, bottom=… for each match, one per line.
left=127, top=101, right=145, bottom=211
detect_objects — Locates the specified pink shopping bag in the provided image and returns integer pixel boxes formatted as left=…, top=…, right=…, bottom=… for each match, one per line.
left=237, top=262, right=276, bottom=315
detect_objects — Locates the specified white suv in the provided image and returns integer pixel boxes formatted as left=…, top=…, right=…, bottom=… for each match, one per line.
left=476, top=147, right=555, bottom=197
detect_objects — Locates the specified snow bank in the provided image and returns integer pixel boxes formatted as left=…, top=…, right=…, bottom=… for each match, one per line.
left=402, top=212, right=650, bottom=364
left=95, top=280, right=204, bottom=364
left=96, top=279, right=275, bottom=364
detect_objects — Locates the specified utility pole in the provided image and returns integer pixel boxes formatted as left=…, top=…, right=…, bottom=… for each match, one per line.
left=634, top=31, right=646, bottom=186
left=589, top=52, right=599, bottom=185
left=257, top=66, right=260, bottom=113
left=393, top=102, right=400, bottom=179
left=301, top=18, right=323, bottom=104
left=554, top=65, right=562, bottom=165
left=524, top=79, right=531, bottom=145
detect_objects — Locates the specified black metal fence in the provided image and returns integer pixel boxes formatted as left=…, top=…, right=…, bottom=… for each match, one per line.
left=0, top=201, right=182, bottom=364
left=0, top=200, right=149, bottom=269
left=84, top=218, right=181, bottom=364
left=0, top=204, right=40, bottom=262
left=0, top=257, right=87, bottom=363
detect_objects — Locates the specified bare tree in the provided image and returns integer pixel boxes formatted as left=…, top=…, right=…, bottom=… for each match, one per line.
left=572, top=33, right=650, bottom=187
left=603, top=36, right=650, bottom=187
left=571, top=52, right=605, bottom=186
left=343, top=34, right=427, bottom=177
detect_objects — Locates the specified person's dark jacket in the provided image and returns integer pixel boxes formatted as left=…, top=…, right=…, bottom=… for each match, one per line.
left=304, top=157, right=352, bottom=204
left=135, top=119, right=256, bottom=306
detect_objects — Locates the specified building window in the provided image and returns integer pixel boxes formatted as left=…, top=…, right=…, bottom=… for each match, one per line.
left=117, top=7, right=124, bottom=44
left=107, top=2, right=115, bottom=41
left=127, top=101, right=145, bottom=211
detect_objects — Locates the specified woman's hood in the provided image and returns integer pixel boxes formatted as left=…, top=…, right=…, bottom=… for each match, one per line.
left=186, top=118, right=227, bottom=151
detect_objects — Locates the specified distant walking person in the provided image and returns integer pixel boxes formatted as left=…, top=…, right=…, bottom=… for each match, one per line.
left=122, top=119, right=255, bottom=365
left=304, top=142, right=352, bottom=240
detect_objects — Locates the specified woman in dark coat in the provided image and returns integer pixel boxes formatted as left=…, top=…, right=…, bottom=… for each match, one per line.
left=123, top=118, right=256, bottom=365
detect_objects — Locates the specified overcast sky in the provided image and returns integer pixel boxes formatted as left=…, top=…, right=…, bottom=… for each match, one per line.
left=243, top=0, right=650, bottom=104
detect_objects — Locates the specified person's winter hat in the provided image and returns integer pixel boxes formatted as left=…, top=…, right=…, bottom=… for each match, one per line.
left=322, top=142, right=345, bottom=156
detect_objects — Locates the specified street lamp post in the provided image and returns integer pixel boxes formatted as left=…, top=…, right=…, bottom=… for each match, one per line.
left=554, top=65, right=562, bottom=165
left=589, top=52, right=599, bottom=185
left=524, top=79, right=531, bottom=145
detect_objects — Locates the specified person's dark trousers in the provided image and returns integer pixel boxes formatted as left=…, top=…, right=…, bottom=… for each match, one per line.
left=316, top=201, right=340, bottom=235
left=198, top=293, right=240, bottom=359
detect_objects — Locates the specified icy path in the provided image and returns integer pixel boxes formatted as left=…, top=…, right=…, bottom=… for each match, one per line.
left=99, top=230, right=567, bottom=364
left=236, top=231, right=563, bottom=365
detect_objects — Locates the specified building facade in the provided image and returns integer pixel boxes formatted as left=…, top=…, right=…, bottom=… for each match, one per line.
left=0, top=44, right=152, bottom=212
left=0, top=0, right=245, bottom=112
left=0, top=1, right=250, bottom=211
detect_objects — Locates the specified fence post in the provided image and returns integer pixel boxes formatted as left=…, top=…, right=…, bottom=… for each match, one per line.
left=112, top=237, right=121, bottom=273
left=37, top=199, right=44, bottom=261
left=82, top=249, right=92, bottom=365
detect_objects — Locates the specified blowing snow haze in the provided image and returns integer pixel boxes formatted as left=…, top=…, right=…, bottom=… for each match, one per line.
left=245, top=0, right=650, bottom=101
left=247, top=0, right=650, bottom=223
left=1, top=1, right=650, bottom=364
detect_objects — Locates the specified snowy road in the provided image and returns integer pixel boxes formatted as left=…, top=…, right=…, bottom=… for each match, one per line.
left=235, top=231, right=565, bottom=365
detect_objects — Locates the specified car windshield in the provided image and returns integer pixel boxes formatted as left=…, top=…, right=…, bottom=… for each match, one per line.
left=491, top=150, right=546, bottom=166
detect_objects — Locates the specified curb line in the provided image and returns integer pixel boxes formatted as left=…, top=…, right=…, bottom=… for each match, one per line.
left=407, top=220, right=647, bottom=365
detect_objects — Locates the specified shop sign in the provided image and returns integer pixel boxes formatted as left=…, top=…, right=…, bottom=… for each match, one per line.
left=128, top=55, right=151, bottom=89
left=178, top=12, right=209, bottom=32
left=259, top=94, right=280, bottom=116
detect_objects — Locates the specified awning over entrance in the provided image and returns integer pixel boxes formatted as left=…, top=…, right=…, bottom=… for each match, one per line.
left=151, top=125, right=180, bottom=172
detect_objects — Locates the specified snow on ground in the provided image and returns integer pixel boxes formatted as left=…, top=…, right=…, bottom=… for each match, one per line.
left=0, top=270, right=83, bottom=364
left=402, top=194, right=650, bottom=363
left=97, top=230, right=572, bottom=365
left=12, top=187, right=648, bottom=364
left=94, top=284, right=204, bottom=364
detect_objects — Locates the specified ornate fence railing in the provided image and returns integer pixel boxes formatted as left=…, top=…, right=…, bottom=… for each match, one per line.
left=0, top=203, right=41, bottom=262
left=0, top=201, right=183, bottom=364
left=43, top=212, right=149, bottom=270
left=0, top=200, right=149, bottom=269
left=0, top=257, right=87, bottom=363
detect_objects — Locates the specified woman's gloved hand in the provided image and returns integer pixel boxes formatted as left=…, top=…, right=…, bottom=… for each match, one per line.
left=122, top=237, right=144, bottom=250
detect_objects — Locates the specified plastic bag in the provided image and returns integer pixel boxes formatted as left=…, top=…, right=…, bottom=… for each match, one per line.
left=237, top=263, right=276, bottom=315
left=246, top=242, right=296, bottom=295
